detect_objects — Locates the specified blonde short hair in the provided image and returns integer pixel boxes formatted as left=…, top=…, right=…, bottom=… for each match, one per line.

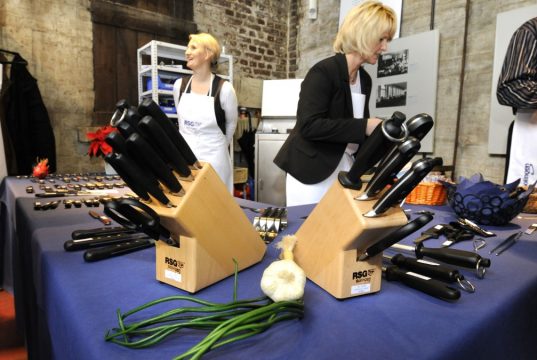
left=189, top=33, right=221, bottom=65
left=333, top=1, right=397, bottom=57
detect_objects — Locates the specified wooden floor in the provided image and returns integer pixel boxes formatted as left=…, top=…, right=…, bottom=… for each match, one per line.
left=0, top=289, right=27, bottom=360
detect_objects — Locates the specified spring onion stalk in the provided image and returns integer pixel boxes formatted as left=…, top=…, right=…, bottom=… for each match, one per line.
left=105, top=258, right=304, bottom=358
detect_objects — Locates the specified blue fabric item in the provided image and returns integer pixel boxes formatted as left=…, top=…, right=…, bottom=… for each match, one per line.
left=443, top=173, right=534, bottom=225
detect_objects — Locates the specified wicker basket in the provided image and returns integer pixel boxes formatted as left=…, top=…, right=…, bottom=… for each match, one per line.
left=523, top=190, right=537, bottom=213
left=405, top=182, right=447, bottom=205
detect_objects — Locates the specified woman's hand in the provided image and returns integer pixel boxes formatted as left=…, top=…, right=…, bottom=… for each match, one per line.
left=365, top=117, right=383, bottom=136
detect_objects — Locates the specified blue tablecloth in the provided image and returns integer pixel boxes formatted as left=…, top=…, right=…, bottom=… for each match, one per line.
left=6, top=176, right=537, bottom=359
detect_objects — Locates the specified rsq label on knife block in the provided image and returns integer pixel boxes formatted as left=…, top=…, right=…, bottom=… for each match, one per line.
left=294, top=180, right=407, bottom=299
left=152, top=163, right=266, bottom=293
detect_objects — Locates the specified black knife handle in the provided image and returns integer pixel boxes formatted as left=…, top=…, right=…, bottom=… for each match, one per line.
left=105, top=153, right=150, bottom=202
left=64, top=234, right=149, bottom=251
left=105, top=132, right=128, bottom=155
left=116, top=120, right=138, bottom=139
left=83, top=238, right=154, bottom=262
left=338, top=111, right=407, bottom=190
left=363, top=137, right=421, bottom=198
left=389, top=253, right=462, bottom=283
left=138, top=116, right=192, bottom=177
left=126, top=133, right=183, bottom=193
left=384, top=265, right=461, bottom=301
left=361, top=213, right=433, bottom=258
left=416, top=244, right=491, bottom=269
left=71, top=226, right=134, bottom=239
left=138, top=98, right=198, bottom=166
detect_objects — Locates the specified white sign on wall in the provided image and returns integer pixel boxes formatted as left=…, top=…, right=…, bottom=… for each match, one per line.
left=488, top=5, right=537, bottom=155
left=339, top=0, right=402, bottom=38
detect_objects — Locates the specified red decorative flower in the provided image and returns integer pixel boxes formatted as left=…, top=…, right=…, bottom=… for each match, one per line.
left=86, top=125, right=116, bottom=158
left=32, top=158, right=49, bottom=179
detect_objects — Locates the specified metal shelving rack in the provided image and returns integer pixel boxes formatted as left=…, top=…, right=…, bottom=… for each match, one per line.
left=137, top=40, right=233, bottom=120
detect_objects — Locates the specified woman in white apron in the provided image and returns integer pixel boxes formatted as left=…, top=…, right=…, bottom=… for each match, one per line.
left=274, top=2, right=397, bottom=206
left=173, top=33, right=238, bottom=193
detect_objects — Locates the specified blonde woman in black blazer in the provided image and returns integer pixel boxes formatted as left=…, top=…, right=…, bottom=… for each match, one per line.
left=274, top=0, right=397, bottom=206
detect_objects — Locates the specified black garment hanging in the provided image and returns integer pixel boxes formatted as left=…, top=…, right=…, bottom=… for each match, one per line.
left=3, top=52, right=56, bottom=174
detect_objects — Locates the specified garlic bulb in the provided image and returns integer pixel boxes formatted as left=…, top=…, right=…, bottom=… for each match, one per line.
left=261, top=235, right=306, bottom=302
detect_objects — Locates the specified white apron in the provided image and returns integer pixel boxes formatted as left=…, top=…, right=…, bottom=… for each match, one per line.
left=286, top=84, right=365, bottom=206
left=506, top=109, right=537, bottom=186
left=177, top=77, right=232, bottom=193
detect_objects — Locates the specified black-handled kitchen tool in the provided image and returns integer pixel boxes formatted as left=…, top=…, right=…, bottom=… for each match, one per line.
left=383, top=265, right=461, bottom=301
left=104, top=198, right=178, bottom=247
left=358, top=137, right=421, bottom=200
left=364, top=157, right=443, bottom=217
left=125, top=132, right=183, bottom=194
left=458, top=218, right=496, bottom=237
left=71, top=226, right=135, bottom=240
left=358, top=213, right=433, bottom=261
left=338, top=111, right=407, bottom=190
left=138, top=116, right=192, bottom=178
left=83, top=238, right=155, bottom=262
left=64, top=233, right=150, bottom=251
left=391, top=242, right=491, bottom=278
left=116, top=119, right=138, bottom=139
left=105, top=132, right=128, bottom=155
left=384, top=253, right=475, bottom=292
left=138, top=98, right=200, bottom=167
left=489, top=231, right=522, bottom=256
left=105, top=153, right=150, bottom=202
left=110, top=99, right=142, bottom=131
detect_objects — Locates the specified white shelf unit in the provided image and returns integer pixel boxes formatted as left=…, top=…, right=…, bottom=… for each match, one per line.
left=137, top=40, right=233, bottom=120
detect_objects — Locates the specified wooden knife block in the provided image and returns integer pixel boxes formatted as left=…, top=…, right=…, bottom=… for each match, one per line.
left=147, top=162, right=266, bottom=293
left=294, top=180, right=408, bottom=299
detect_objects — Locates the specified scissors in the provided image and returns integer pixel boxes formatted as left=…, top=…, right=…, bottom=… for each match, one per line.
left=104, top=198, right=179, bottom=247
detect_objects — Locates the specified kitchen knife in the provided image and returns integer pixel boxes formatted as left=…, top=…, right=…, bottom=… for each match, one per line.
left=358, top=213, right=433, bottom=261
left=125, top=132, right=183, bottom=194
left=116, top=119, right=138, bottom=139
left=105, top=152, right=171, bottom=205
left=71, top=226, right=135, bottom=239
left=391, top=242, right=491, bottom=277
left=64, top=233, right=150, bottom=251
left=384, top=253, right=475, bottom=292
left=376, top=113, right=434, bottom=172
left=338, top=111, right=407, bottom=190
left=383, top=265, right=461, bottom=301
left=138, top=98, right=200, bottom=168
left=138, top=116, right=192, bottom=178
left=358, top=137, right=421, bottom=200
left=110, top=99, right=142, bottom=131
left=83, top=238, right=155, bottom=262
left=105, top=131, right=128, bottom=155
left=363, top=157, right=443, bottom=217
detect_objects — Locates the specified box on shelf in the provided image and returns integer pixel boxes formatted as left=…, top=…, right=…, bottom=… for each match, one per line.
left=234, top=167, right=248, bottom=184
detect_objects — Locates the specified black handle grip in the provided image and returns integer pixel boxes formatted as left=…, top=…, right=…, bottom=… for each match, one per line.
left=390, top=253, right=462, bottom=283
left=71, top=226, right=134, bottom=240
left=416, top=244, right=491, bottom=269
left=105, top=132, right=128, bottom=155
left=105, top=153, right=150, bottom=201
left=83, top=239, right=154, bottom=262
left=64, top=234, right=148, bottom=251
left=138, top=98, right=198, bottom=165
left=116, top=120, right=138, bottom=139
left=384, top=265, right=461, bottom=301
left=126, top=133, right=183, bottom=193
left=138, top=116, right=192, bottom=177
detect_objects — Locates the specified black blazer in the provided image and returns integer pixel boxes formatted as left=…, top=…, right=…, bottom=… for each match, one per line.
left=274, top=53, right=372, bottom=184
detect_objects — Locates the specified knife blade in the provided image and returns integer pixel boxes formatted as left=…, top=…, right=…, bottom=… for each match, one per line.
left=338, top=111, right=407, bottom=190
left=363, top=157, right=443, bottom=218
left=125, top=132, right=184, bottom=194
left=358, top=137, right=421, bottom=200
left=138, top=98, right=200, bottom=168
left=138, top=116, right=192, bottom=178
left=64, top=233, right=150, bottom=251
left=358, top=213, right=433, bottom=261
left=83, top=238, right=155, bottom=262
left=88, top=210, right=112, bottom=225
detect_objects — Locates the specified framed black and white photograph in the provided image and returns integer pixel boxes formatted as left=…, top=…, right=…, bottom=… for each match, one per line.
left=365, top=29, right=439, bottom=153
left=376, top=82, right=407, bottom=108
left=377, top=50, right=408, bottom=78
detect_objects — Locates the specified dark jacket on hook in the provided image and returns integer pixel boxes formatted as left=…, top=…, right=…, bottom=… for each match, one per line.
left=4, top=53, right=56, bottom=174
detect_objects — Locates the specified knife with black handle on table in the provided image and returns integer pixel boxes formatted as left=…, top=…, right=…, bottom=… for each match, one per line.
left=358, top=213, right=433, bottom=261
left=138, top=98, right=200, bottom=168
left=383, top=265, right=461, bottom=301
left=357, top=137, right=421, bottom=200
left=338, top=111, right=407, bottom=190
left=83, top=238, right=155, bottom=262
left=363, top=157, right=443, bottom=218
left=138, top=116, right=193, bottom=178
left=71, top=226, right=135, bottom=240
left=64, top=232, right=150, bottom=251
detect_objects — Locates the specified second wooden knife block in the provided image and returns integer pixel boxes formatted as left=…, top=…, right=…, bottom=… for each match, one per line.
left=148, top=163, right=266, bottom=293
left=294, top=180, right=408, bottom=299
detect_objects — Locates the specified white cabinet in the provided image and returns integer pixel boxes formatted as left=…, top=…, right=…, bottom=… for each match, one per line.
left=137, top=40, right=233, bottom=121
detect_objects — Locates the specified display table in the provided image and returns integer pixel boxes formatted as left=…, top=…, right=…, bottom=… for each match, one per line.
left=4, top=176, right=537, bottom=359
